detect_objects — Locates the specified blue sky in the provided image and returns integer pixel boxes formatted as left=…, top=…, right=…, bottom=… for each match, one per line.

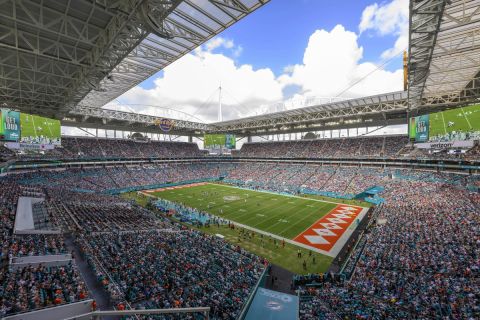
left=116, top=0, right=407, bottom=124
left=138, top=0, right=404, bottom=91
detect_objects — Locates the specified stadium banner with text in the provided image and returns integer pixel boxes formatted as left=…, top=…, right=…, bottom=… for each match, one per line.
left=204, top=134, right=236, bottom=149
left=20, top=113, right=61, bottom=146
left=0, top=109, right=20, bottom=141
left=415, top=140, right=474, bottom=150
left=409, top=104, right=480, bottom=142
left=244, top=288, right=299, bottom=320
left=5, top=142, right=55, bottom=150
left=409, top=114, right=429, bottom=142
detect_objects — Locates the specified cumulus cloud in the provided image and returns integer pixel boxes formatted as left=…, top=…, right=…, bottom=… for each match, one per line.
left=359, top=0, right=409, bottom=59
left=205, top=37, right=234, bottom=52
left=111, top=1, right=406, bottom=122
left=113, top=41, right=283, bottom=122
left=279, top=25, right=403, bottom=101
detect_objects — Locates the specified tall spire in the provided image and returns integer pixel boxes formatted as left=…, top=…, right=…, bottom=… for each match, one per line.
left=218, top=83, right=222, bottom=122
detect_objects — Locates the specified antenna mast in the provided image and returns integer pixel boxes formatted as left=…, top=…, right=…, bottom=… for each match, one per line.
left=218, top=84, right=222, bottom=122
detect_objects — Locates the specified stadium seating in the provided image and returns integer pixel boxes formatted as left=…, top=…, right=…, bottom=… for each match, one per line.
left=1, top=149, right=479, bottom=319
left=0, top=264, right=89, bottom=316
left=236, top=135, right=410, bottom=159
left=297, top=176, right=479, bottom=319
left=76, top=230, right=264, bottom=317
left=59, top=137, right=205, bottom=159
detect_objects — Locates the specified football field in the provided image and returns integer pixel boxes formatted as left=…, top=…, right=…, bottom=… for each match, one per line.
left=429, top=104, right=480, bottom=140
left=20, top=113, right=61, bottom=144
left=146, top=183, right=369, bottom=258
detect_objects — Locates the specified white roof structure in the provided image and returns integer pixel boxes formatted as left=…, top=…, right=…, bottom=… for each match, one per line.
left=1, top=0, right=479, bottom=137
left=409, top=0, right=480, bottom=110
left=0, top=0, right=269, bottom=118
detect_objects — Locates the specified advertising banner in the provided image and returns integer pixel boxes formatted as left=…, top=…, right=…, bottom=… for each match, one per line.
left=0, top=109, right=20, bottom=141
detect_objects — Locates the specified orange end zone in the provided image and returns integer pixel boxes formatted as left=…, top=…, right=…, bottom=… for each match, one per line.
left=293, top=204, right=363, bottom=253
left=144, top=182, right=208, bottom=193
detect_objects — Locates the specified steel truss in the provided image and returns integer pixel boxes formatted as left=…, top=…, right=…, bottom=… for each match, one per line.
left=0, top=0, right=269, bottom=118
left=207, top=92, right=409, bottom=134
left=409, top=0, right=480, bottom=110
left=69, top=104, right=208, bottom=131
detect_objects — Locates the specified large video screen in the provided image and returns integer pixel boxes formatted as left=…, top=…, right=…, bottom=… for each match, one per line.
left=409, top=104, right=480, bottom=142
left=20, top=113, right=61, bottom=145
left=0, top=109, right=20, bottom=141
left=204, top=134, right=236, bottom=149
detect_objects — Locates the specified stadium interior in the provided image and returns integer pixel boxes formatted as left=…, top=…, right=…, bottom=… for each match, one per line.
left=0, top=0, right=479, bottom=320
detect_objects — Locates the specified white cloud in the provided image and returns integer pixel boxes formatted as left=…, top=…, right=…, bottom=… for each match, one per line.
left=232, top=45, right=243, bottom=58
left=279, top=25, right=403, bottom=101
left=112, top=4, right=406, bottom=122
left=205, top=37, right=234, bottom=52
left=114, top=45, right=283, bottom=122
left=359, top=0, right=409, bottom=59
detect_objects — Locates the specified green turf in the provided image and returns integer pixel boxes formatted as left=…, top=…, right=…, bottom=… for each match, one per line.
left=302, top=194, right=373, bottom=207
left=20, top=113, right=61, bottom=143
left=122, top=191, right=334, bottom=274
left=150, top=183, right=340, bottom=240
left=429, top=104, right=480, bottom=140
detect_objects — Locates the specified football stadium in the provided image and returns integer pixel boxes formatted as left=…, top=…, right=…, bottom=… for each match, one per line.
left=0, top=1, right=479, bottom=320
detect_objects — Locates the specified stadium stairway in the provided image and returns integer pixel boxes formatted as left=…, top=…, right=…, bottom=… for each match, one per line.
left=64, top=235, right=118, bottom=319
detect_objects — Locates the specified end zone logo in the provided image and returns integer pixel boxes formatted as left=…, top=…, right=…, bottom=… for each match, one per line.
left=266, top=300, right=282, bottom=311
left=154, top=118, right=174, bottom=132
left=293, top=205, right=363, bottom=252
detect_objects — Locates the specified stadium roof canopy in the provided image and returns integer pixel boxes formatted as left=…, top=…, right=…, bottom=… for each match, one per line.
left=0, top=0, right=269, bottom=119
left=208, top=91, right=409, bottom=134
left=2, top=0, right=480, bottom=137
left=408, top=0, right=480, bottom=111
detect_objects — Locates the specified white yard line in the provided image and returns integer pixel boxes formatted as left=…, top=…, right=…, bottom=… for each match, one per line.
left=226, top=219, right=336, bottom=257
left=209, top=183, right=367, bottom=207
left=31, top=115, right=37, bottom=138
left=46, top=119, right=53, bottom=137
left=460, top=107, right=472, bottom=129
left=145, top=182, right=370, bottom=258
left=441, top=112, right=447, bottom=135
left=277, top=203, right=333, bottom=237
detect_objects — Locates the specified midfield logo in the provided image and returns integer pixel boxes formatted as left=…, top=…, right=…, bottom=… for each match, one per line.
left=293, top=205, right=362, bottom=252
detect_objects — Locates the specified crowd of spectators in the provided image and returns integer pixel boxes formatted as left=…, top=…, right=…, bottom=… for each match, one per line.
left=5, top=134, right=479, bottom=161
left=236, top=135, right=410, bottom=159
left=77, top=229, right=265, bottom=319
left=48, top=137, right=205, bottom=160
left=15, top=163, right=223, bottom=192
left=0, top=180, right=90, bottom=317
left=52, top=200, right=164, bottom=233
left=0, top=264, right=89, bottom=317
left=298, top=178, right=479, bottom=319
left=8, top=234, right=66, bottom=257
left=1, top=155, right=479, bottom=318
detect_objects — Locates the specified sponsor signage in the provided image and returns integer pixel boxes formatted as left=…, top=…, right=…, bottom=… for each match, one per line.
left=154, top=118, right=175, bottom=132
left=0, top=109, right=20, bottom=141
left=5, top=142, right=55, bottom=150
left=415, top=140, right=475, bottom=149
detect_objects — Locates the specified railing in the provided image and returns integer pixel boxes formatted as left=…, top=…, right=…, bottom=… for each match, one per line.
left=62, top=306, right=211, bottom=320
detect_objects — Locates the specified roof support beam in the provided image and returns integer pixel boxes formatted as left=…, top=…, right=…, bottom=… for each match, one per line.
left=408, top=0, right=447, bottom=109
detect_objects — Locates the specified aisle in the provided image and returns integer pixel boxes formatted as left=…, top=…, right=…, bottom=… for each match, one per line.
left=64, top=235, right=119, bottom=319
